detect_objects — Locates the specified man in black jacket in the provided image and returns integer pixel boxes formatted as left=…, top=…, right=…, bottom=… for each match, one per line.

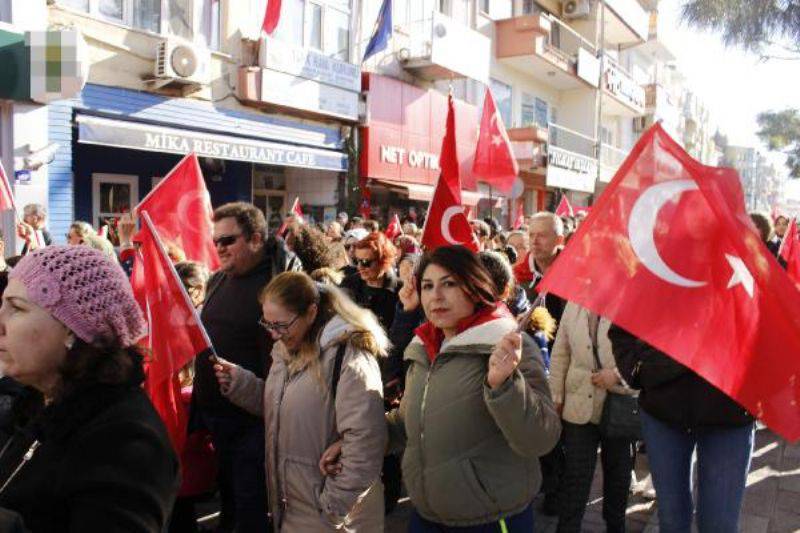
left=194, top=202, right=300, bottom=532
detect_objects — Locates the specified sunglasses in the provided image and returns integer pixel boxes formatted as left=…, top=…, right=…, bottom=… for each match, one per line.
left=258, top=315, right=300, bottom=335
left=356, top=258, right=377, bottom=268
left=213, top=233, right=243, bottom=248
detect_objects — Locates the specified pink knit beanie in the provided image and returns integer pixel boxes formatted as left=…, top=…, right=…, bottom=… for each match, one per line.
left=10, top=246, right=146, bottom=347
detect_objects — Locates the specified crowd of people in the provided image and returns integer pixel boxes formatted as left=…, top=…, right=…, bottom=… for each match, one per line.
left=0, top=200, right=784, bottom=532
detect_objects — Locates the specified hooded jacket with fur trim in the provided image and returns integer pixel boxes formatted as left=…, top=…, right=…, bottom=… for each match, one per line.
left=223, top=315, right=387, bottom=532
left=387, top=313, right=561, bottom=527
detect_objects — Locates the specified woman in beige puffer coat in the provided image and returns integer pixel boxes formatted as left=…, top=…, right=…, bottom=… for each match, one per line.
left=214, top=271, right=388, bottom=532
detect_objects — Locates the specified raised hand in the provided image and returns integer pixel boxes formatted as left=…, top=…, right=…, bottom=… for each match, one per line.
left=487, top=331, right=523, bottom=390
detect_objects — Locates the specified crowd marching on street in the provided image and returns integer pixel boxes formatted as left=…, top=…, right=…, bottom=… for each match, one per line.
left=0, top=113, right=796, bottom=533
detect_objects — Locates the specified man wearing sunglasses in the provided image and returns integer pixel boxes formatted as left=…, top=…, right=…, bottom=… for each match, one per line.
left=193, top=201, right=301, bottom=532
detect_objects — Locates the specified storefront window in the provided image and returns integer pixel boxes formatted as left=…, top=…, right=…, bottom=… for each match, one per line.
left=92, top=174, right=139, bottom=246
left=253, top=165, right=287, bottom=233
left=490, top=78, right=512, bottom=127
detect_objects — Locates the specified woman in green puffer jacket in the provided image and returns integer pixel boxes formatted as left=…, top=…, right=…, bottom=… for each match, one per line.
left=387, top=245, right=561, bottom=532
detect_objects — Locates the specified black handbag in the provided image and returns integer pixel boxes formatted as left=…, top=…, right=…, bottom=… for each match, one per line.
left=590, top=316, right=642, bottom=441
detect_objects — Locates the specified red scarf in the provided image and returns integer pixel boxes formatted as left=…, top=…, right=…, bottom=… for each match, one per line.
left=414, top=303, right=514, bottom=363
left=513, top=252, right=535, bottom=284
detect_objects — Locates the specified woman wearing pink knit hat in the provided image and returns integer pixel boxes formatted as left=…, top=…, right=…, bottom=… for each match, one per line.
left=0, top=245, right=179, bottom=531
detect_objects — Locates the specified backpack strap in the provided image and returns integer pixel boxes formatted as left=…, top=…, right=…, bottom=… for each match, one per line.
left=330, top=342, right=347, bottom=401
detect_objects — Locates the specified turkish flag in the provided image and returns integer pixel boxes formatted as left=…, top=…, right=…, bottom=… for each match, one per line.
left=538, top=123, right=800, bottom=441
left=262, top=0, right=282, bottom=34
left=0, top=161, right=16, bottom=213
left=277, top=197, right=303, bottom=236
left=555, top=195, right=574, bottom=217
left=513, top=201, right=525, bottom=230
left=136, top=211, right=215, bottom=454
left=779, top=218, right=800, bottom=286
left=135, top=153, right=219, bottom=270
left=422, top=95, right=479, bottom=252
left=385, top=214, right=402, bottom=240
left=472, top=88, right=519, bottom=193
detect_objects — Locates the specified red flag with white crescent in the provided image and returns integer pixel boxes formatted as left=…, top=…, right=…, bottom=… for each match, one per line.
left=555, top=195, right=574, bottom=217
left=539, top=123, right=800, bottom=441
left=421, top=94, right=479, bottom=252
left=385, top=213, right=402, bottom=240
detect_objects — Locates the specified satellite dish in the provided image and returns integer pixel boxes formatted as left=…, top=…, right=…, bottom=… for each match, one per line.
left=171, top=45, right=198, bottom=78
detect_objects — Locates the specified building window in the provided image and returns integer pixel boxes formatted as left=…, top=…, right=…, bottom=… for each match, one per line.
left=308, top=2, right=323, bottom=50
left=325, top=7, right=349, bottom=61
left=197, top=0, right=220, bottom=50
left=274, top=0, right=305, bottom=47
left=0, top=0, right=11, bottom=23
left=479, top=0, right=490, bottom=14
left=92, top=174, right=139, bottom=245
left=134, top=0, right=162, bottom=33
left=58, top=0, right=90, bottom=12
left=167, top=0, right=192, bottom=40
left=490, top=78, right=512, bottom=127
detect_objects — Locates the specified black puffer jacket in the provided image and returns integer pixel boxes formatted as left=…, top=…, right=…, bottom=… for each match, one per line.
left=609, top=325, right=753, bottom=429
left=0, top=384, right=179, bottom=532
left=340, top=270, right=401, bottom=332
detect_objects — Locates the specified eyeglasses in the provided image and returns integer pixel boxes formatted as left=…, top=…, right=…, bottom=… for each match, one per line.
left=213, top=233, right=243, bottom=248
left=258, top=315, right=300, bottom=335
left=356, top=258, right=377, bottom=268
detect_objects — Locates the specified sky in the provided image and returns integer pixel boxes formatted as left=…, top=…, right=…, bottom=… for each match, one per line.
left=660, top=1, right=800, bottom=173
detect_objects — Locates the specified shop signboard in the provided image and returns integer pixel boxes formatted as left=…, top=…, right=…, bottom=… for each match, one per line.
left=359, top=74, right=479, bottom=188
left=546, top=145, right=597, bottom=193
left=260, top=37, right=360, bottom=92
left=260, top=69, right=358, bottom=121
left=77, top=115, right=347, bottom=172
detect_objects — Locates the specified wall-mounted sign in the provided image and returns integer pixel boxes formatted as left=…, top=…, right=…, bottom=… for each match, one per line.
left=260, top=69, right=359, bottom=121
left=576, top=48, right=600, bottom=88
left=260, top=37, right=360, bottom=92
left=77, top=115, right=347, bottom=172
left=14, top=170, right=31, bottom=184
left=379, top=145, right=440, bottom=171
left=603, top=59, right=645, bottom=112
left=546, top=146, right=597, bottom=193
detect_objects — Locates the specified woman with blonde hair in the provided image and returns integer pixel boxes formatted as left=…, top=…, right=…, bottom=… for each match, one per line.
left=214, top=271, right=387, bottom=532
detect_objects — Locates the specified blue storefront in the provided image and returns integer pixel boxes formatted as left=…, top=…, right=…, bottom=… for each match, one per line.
left=48, top=84, right=348, bottom=245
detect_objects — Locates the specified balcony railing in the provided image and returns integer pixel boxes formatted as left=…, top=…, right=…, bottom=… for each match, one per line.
left=549, top=122, right=596, bottom=159
left=542, top=14, right=597, bottom=69
left=599, top=144, right=629, bottom=182
left=602, top=53, right=645, bottom=112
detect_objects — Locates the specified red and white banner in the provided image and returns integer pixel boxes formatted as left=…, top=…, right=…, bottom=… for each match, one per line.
left=135, top=153, right=219, bottom=270
left=472, top=87, right=518, bottom=193
left=421, top=94, right=479, bottom=252
left=539, top=123, right=800, bottom=441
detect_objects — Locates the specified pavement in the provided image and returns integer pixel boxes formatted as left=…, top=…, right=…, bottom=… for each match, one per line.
left=385, top=426, right=800, bottom=532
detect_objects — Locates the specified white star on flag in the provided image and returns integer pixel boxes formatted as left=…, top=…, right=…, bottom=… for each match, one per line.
left=725, top=254, right=754, bottom=298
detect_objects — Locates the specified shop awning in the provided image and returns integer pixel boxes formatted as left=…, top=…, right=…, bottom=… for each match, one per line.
left=76, top=115, right=348, bottom=172
left=371, top=179, right=502, bottom=207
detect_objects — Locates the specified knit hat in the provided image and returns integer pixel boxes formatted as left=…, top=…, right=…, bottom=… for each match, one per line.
left=10, top=246, right=146, bottom=347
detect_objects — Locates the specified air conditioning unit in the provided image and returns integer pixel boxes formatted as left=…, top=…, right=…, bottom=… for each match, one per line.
left=155, top=40, right=210, bottom=86
left=562, top=0, right=591, bottom=19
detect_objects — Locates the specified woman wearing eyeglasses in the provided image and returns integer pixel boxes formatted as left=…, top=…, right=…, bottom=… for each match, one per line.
left=213, top=271, right=387, bottom=532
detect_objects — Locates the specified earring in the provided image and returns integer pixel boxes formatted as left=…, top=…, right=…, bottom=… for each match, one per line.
left=65, top=336, right=75, bottom=350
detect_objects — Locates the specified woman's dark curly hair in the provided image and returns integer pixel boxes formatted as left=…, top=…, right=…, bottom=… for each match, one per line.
left=292, top=226, right=334, bottom=273
left=57, top=336, right=145, bottom=399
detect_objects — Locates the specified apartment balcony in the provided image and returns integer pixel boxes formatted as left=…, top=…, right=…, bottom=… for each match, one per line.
left=396, top=11, right=490, bottom=84
left=512, top=141, right=547, bottom=173
left=546, top=123, right=598, bottom=193
left=494, top=13, right=599, bottom=90
left=601, top=54, right=645, bottom=116
left=602, top=0, right=649, bottom=46
left=599, top=144, right=630, bottom=183
left=507, top=124, right=549, bottom=144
